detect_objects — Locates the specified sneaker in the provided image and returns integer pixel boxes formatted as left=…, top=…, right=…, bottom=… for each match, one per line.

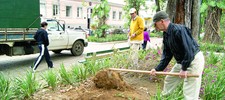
left=32, top=69, right=36, bottom=73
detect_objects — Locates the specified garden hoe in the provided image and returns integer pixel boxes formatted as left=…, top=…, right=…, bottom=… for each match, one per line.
left=108, top=68, right=199, bottom=77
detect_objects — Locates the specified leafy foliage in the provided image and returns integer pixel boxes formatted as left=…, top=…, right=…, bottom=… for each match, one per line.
left=123, top=0, right=147, bottom=28
left=91, top=0, right=110, bottom=38
left=88, top=34, right=127, bottom=42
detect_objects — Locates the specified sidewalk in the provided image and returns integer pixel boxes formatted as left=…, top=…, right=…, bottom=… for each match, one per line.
left=84, top=37, right=163, bottom=54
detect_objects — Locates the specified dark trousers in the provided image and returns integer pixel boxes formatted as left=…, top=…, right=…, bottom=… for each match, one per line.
left=33, top=44, right=53, bottom=70
left=142, top=41, right=148, bottom=50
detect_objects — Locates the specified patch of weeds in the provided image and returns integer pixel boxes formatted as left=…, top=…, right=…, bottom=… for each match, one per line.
left=58, top=63, right=73, bottom=85
left=0, top=73, right=14, bottom=100
left=151, top=84, right=183, bottom=100
left=42, top=70, right=58, bottom=90
left=72, top=65, right=89, bottom=82
left=13, top=71, right=39, bottom=99
left=207, top=52, right=219, bottom=64
left=114, top=92, right=125, bottom=98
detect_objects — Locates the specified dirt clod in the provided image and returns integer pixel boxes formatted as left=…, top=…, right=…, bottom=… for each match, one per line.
left=93, top=69, right=132, bottom=91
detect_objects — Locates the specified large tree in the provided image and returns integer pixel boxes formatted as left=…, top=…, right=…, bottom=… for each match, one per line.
left=166, top=0, right=200, bottom=40
left=202, top=0, right=225, bottom=44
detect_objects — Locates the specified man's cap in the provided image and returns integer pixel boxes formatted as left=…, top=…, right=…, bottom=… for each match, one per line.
left=129, top=8, right=136, bottom=14
left=153, top=11, right=169, bottom=22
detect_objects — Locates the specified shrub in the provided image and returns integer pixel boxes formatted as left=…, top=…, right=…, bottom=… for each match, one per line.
left=111, top=29, right=125, bottom=34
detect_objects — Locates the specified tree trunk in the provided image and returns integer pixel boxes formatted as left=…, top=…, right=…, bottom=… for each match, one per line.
left=203, top=6, right=223, bottom=44
left=166, top=0, right=200, bottom=40
left=166, top=0, right=177, bottom=22
left=184, top=0, right=192, bottom=28
left=155, top=0, right=160, bottom=12
left=174, top=0, right=185, bottom=24
left=100, top=16, right=107, bottom=38
left=191, top=0, right=200, bottom=40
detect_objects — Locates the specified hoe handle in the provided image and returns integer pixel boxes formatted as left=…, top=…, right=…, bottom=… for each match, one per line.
left=109, top=68, right=199, bottom=77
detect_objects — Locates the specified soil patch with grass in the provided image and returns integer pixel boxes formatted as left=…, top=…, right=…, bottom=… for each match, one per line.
left=32, top=69, right=163, bottom=100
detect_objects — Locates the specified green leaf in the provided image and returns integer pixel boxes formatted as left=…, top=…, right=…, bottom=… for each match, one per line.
left=200, top=3, right=208, bottom=13
left=217, top=1, right=225, bottom=9
left=208, top=1, right=216, bottom=7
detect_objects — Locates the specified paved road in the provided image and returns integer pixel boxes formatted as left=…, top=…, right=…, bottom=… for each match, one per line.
left=0, top=38, right=162, bottom=78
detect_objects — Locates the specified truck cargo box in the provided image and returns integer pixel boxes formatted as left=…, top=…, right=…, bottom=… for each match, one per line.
left=0, top=0, right=40, bottom=28
left=0, top=0, right=40, bottom=41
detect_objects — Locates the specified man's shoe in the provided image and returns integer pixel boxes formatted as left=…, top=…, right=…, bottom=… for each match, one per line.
left=32, top=69, right=36, bottom=73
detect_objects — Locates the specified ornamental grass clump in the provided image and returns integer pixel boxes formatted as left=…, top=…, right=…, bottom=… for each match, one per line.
left=201, top=63, right=225, bottom=99
left=13, top=71, right=39, bottom=99
left=206, top=52, right=219, bottom=64
left=58, top=64, right=73, bottom=85
left=42, top=70, right=58, bottom=90
left=72, top=65, right=89, bottom=82
left=0, top=73, right=14, bottom=100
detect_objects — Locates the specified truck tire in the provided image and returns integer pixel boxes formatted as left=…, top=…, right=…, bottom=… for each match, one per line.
left=71, top=40, right=84, bottom=56
left=52, top=50, right=62, bottom=54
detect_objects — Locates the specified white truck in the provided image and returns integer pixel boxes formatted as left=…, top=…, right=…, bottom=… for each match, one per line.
left=0, top=19, right=88, bottom=56
left=0, top=0, right=88, bottom=56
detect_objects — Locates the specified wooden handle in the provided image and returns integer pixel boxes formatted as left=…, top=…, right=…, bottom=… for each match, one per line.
left=108, top=68, right=199, bottom=77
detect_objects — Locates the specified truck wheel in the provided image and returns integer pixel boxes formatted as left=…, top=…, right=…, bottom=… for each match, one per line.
left=71, top=40, right=84, bottom=56
left=52, top=50, right=62, bottom=54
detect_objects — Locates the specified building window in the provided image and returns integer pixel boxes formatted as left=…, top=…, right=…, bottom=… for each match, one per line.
left=77, top=7, right=82, bottom=18
left=53, top=4, right=59, bottom=16
left=112, top=11, right=116, bottom=20
left=66, top=6, right=72, bottom=17
left=119, top=12, right=122, bottom=20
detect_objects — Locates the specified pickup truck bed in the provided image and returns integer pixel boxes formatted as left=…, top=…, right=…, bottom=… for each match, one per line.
left=0, top=28, right=37, bottom=42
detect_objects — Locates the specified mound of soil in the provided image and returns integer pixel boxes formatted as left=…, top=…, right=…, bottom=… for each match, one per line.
left=32, top=69, right=162, bottom=100
left=93, top=70, right=132, bottom=91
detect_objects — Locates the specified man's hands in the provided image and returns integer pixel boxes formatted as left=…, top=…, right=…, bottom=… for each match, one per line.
left=179, top=70, right=188, bottom=78
left=150, top=69, right=156, bottom=76
left=150, top=69, right=188, bottom=78
left=131, top=33, right=136, bottom=38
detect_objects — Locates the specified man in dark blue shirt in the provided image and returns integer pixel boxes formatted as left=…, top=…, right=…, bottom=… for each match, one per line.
left=150, top=11, right=204, bottom=100
left=31, top=22, right=53, bottom=72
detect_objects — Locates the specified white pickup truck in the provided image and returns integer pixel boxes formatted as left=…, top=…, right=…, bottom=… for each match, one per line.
left=0, top=19, right=88, bottom=56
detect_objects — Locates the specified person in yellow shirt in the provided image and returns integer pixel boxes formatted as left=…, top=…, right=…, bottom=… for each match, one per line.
left=128, top=8, right=144, bottom=68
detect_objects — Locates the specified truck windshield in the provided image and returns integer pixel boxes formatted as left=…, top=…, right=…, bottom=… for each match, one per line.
left=47, top=20, right=63, bottom=31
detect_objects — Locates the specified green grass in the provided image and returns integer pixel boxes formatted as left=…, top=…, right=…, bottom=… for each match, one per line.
left=42, top=70, right=58, bottom=90
left=58, top=64, right=73, bottom=85
left=71, top=65, right=89, bottom=82
left=88, top=34, right=127, bottom=42
left=0, top=73, right=13, bottom=100
left=2, top=46, right=224, bottom=99
left=200, top=42, right=224, bottom=52
left=13, top=71, right=39, bottom=99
